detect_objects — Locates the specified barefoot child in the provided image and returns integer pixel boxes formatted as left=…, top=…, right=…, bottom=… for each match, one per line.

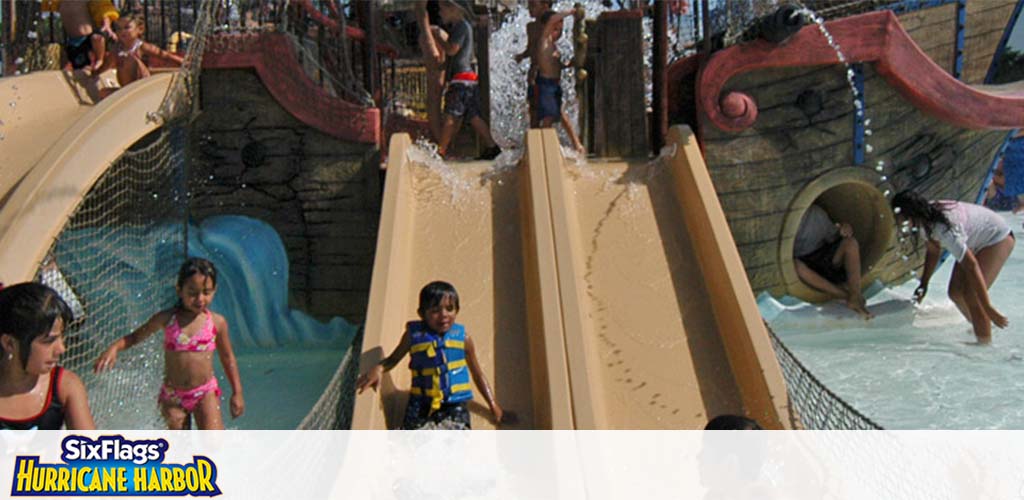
left=532, top=9, right=585, bottom=153
left=0, top=283, right=95, bottom=430
left=356, top=281, right=506, bottom=429
left=514, top=0, right=553, bottom=128
left=44, top=0, right=119, bottom=73
left=793, top=203, right=872, bottom=319
left=892, top=190, right=1014, bottom=344
left=95, top=258, right=244, bottom=429
left=112, top=13, right=184, bottom=88
left=429, top=0, right=502, bottom=160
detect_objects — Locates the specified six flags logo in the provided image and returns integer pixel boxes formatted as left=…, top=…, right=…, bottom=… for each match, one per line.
left=10, top=435, right=220, bottom=497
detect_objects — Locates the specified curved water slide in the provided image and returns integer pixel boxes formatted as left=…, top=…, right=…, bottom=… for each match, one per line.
left=353, top=126, right=791, bottom=429
left=0, top=71, right=173, bottom=283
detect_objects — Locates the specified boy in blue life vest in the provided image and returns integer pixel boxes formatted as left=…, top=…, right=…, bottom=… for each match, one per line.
left=356, top=281, right=506, bottom=429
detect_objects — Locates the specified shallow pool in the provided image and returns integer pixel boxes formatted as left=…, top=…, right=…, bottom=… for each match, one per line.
left=763, top=212, right=1024, bottom=429
left=91, top=346, right=346, bottom=429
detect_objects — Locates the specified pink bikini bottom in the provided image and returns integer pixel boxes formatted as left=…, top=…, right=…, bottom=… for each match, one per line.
left=158, top=377, right=221, bottom=413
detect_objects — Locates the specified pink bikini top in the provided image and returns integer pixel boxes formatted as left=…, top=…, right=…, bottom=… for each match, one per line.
left=164, top=311, right=217, bottom=352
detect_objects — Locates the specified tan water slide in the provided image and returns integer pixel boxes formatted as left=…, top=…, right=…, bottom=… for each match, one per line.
left=353, top=126, right=792, bottom=429
left=0, top=71, right=172, bottom=283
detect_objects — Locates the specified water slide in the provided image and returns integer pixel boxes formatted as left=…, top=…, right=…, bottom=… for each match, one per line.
left=353, top=126, right=792, bottom=429
left=0, top=71, right=173, bottom=284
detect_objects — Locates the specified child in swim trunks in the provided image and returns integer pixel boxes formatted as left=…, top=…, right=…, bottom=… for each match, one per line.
left=356, top=281, right=507, bottom=429
left=94, top=258, right=244, bottom=429
left=429, top=0, right=502, bottom=161
left=43, top=0, right=118, bottom=73
left=531, top=8, right=585, bottom=153
left=515, top=0, right=553, bottom=128
left=112, top=14, right=184, bottom=88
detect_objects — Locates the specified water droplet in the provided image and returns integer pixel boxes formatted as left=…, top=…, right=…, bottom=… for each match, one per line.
left=894, top=207, right=902, bottom=215
left=883, top=189, right=891, bottom=196
left=880, top=175, right=888, bottom=182
left=14, top=58, right=23, bottom=65
left=152, top=193, right=159, bottom=199
left=208, top=175, right=215, bottom=180
left=902, top=255, right=909, bottom=261
left=865, top=118, right=872, bottom=126
left=865, top=144, right=873, bottom=153
left=8, top=101, right=16, bottom=108
left=27, top=31, right=37, bottom=40
left=241, top=183, right=247, bottom=189
left=864, top=129, right=872, bottom=136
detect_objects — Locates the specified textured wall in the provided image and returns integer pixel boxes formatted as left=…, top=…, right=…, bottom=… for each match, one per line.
left=191, top=68, right=380, bottom=324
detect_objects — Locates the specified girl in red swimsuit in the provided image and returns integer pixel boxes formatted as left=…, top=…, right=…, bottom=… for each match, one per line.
left=94, top=258, right=244, bottom=429
left=0, top=283, right=95, bottom=430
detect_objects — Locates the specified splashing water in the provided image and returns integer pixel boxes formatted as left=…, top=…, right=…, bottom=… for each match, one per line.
left=406, top=138, right=475, bottom=204
left=490, top=1, right=680, bottom=154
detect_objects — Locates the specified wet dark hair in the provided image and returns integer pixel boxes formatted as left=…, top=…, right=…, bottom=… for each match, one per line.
left=417, top=281, right=460, bottom=318
left=890, top=190, right=953, bottom=243
left=175, top=258, right=218, bottom=308
left=704, top=414, right=763, bottom=430
left=0, top=283, right=73, bottom=369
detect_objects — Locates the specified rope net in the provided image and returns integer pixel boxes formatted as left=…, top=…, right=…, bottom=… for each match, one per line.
left=42, top=131, right=188, bottom=429
left=768, top=326, right=883, bottom=430
left=24, top=0, right=364, bottom=430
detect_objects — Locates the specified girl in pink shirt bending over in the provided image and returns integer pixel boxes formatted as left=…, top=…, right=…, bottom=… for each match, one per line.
left=892, top=190, right=1015, bottom=344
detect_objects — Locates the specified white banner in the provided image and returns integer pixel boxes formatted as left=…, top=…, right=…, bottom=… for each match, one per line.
left=0, top=431, right=1022, bottom=499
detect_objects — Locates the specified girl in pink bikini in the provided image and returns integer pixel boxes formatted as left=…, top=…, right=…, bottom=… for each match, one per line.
left=94, top=258, right=244, bottom=429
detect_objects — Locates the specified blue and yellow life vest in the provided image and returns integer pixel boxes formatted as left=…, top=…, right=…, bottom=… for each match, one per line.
left=407, top=321, right=473, bottom=412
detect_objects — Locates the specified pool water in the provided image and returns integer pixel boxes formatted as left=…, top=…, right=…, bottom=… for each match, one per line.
left=91, top=345, right=347, bottom=430
left=218, top=346, right=347, bottom=429
left=762, top=211, right=1024, bottom=429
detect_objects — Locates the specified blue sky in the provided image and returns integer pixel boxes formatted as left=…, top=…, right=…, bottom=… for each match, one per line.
left=1010, top=13, right=1024, bottom=51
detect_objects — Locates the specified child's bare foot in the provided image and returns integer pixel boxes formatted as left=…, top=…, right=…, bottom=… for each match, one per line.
left=846, top=295, right=873, bottom=320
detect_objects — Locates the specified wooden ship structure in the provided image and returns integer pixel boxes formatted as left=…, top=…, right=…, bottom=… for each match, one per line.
left=663, top=0, right=1024, bottom=301
left=369, top=0, right=1024, bottom=302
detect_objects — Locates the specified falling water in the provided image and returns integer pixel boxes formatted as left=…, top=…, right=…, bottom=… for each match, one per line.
left=487, top=1, right=699, bottom=155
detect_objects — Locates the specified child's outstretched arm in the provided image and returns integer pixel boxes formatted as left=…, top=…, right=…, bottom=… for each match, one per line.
left=60, top=369, right=96, bottom=430
left=356, top=330, right=411, bottom=394
left=93, top=310, right=170, bottom=373
left=542, top=11, right=572, bottom=40
left=213, top=314, right=245, bottom=419
left=464, top=334, right=504, bottom=424
left=140, top=42, right=184, bottom=66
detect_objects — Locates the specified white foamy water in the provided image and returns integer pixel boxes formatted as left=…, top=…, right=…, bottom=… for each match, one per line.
left=763, top=211, right=1024, bottom=429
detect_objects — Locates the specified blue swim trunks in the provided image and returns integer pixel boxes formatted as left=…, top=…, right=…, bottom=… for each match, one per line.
left=535, top=76, right=562, bottom=123
left=443, top=82, right=481, bottom=120
left=65, top=35, right=92, bottom=70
